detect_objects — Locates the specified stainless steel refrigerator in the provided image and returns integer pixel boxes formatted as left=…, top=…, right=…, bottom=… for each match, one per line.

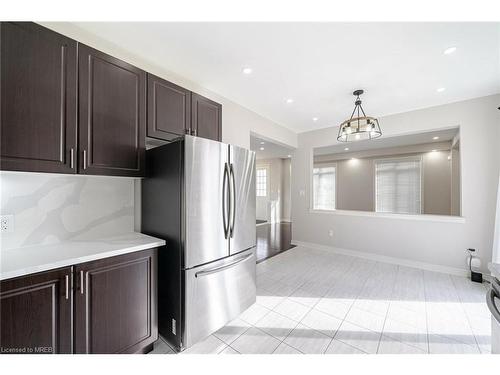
left=142, top=135, right=256, bottom=351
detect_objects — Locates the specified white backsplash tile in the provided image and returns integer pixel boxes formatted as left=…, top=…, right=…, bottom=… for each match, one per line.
left=0, top=172, right=135, bottom=250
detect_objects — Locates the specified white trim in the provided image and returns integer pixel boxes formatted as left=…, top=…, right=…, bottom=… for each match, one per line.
left=291, top=240, right=470, bottom=277
left=308, top=208, right=465, bottom=223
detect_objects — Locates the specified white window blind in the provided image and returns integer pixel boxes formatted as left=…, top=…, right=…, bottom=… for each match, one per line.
left=375, top=158, right=422, bottom=214
left=313, top=165, right=336, bottom=210
left=256, top=167, right=267, bottom=197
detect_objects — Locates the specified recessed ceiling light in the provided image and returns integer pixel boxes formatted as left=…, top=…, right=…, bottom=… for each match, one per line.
left=344, top=147, right=349, bottom=151
left=312, top=117, right=319, bottom=122
left=242, top=67, right=253, bottom=74
left=287, top=154, right=291, bottom=158
left=260, top=141, right=265, bottom=145
left=259, top=147, right=265, bottom=151
left=443, top=47, right=457, bottom=55
left=285, top=98, right=294, bottom=104
left=431, top=149, right=437, bottom=152
left=433, top=136, right=440, bottom=140
left=436, top=87, right=446, bottom=93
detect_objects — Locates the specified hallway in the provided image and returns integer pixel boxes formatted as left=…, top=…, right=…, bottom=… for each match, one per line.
left=256, top=222, right=295, bottom=263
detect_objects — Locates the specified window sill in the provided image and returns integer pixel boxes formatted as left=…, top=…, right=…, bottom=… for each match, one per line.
left=309, top=209, right=465, bottom=223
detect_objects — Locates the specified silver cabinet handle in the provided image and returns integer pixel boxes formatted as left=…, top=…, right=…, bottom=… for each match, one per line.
left=65, top=274, right=69, bottom=300
left=222, top=162, right=229, bottom=239
left=83, top=150, right=87, bottom=170
left=70, top=148, right=74, bottom=169
left=192, top=128, right=197, bottom=136
left=195, top=253, right=253, bottom=278
left=80, top=270, right=85, bottom=294
left=229, top=163, right=236, bottom=238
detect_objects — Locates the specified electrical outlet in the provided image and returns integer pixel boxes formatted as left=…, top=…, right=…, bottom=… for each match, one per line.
left=328, top=229, right=334, bottom=237
left=1, top=215, right=14, bottom=233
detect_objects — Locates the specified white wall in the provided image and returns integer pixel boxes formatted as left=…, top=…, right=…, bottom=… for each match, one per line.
left=39, top=22, right=297, bottom=151
left=422, top=150, right=451, bottom=215
left=281, top=158, right=292, bottom=222
left=256, top=158, right=284, bottom=223
left=292, top=95, right=500, bottom=273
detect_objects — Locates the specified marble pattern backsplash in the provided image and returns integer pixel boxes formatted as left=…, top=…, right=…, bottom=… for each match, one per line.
left=0, top=172, right=135, bottom=250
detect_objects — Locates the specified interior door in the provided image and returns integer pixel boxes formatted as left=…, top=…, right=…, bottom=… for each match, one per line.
left=229, top=145, right=256, bottom=255
left=184, top=136, right=229, bottom=268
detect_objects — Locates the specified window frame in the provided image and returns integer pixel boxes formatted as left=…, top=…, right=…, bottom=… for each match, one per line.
left=311, top=162, right=337, bottom=211
left=373, top=155, right=424, bottom=215
left=256, top=165, right=269, bottom=198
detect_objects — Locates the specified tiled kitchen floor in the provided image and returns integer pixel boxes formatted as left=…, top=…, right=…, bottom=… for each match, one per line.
left=151, top=245, right=491, bottom=354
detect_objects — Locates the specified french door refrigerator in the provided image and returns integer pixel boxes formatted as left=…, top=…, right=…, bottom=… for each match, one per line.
left=142, top=135, right=256, bottom=351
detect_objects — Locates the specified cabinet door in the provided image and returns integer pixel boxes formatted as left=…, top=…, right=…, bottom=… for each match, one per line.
left=0, top=267, right=73, bottom=354
left=147, top=74, right=191, bottom=141
left=78, top=44, right=146, bottom=177
left=191, top=93, right=222, bottom=141
left=74, top=249, right=157, bottom=354
left=0, top=22, right=77, bottom=174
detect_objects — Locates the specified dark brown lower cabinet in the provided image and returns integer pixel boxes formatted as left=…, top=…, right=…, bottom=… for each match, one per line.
left=0, top=267, right=73, bottom=354
left=74, top=249, right=158, bottom=354
left=0, top=248, right=157, bottom=354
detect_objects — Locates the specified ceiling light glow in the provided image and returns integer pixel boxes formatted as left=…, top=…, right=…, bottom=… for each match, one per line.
left=312, top=117, right=319, bottom=122
left=260, top=147, right=264, bottom=151
left=286, top=98, right=294, bottom=104
left=433, top=136, right=440, bottom=140
left=436, top=87, right=446, bottom=93
left=242, top=67, right=253, bottom=74
left=443, top=47, right=457, bottom=55
left=344, top=147, right=349, bottom=151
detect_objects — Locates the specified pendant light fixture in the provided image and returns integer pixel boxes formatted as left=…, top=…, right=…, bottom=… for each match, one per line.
left=337, top=90, right=382, bottom=142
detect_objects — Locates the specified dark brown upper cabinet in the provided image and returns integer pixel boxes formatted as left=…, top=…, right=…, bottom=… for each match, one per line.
left=147, top=73, right=191, bottom=141
left=191, top=93, right=222, bottom=142
left=0, top=267, right=73, bottom=354
left=0, top=22, right=78, bottom=174
left=78, top=44, right=146, bottom=177
left=74, top=249, right=157, bottom=354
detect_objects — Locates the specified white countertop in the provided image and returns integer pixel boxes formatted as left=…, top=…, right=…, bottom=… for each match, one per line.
left=0, top=232, right=166, bottom=281
left=490, top=263, right=500, bottom=280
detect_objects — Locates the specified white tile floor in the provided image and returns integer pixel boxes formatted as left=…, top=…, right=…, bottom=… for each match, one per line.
left=151, top=245, right=491, bottom=354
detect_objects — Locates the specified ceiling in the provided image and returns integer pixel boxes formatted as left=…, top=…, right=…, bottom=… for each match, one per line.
left=250, top=135, right=294, bottom=160
left=68, top=22, right=500, bottom=133
left=314, top=128, right=459, bottom=155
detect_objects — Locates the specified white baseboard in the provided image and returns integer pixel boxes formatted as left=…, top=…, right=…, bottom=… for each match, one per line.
left=291, top=240, right=471, bottom=277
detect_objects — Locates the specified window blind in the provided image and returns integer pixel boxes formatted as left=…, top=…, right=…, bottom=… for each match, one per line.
left=375, top=158, right=421, bottom=214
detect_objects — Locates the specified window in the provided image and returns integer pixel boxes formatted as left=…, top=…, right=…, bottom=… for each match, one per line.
left=256, top=167, right=268, bottom=197
left=313, top=165, right=336, bottom=210
left=375, top=157, right=422, bottom=214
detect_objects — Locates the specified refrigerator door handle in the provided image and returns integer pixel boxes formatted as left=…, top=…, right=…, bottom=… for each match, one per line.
left=229, top=163, right=236, bottom=237
left=195, top=253, right=253, bottom=278
left=222, top=162, right=229, bottom=239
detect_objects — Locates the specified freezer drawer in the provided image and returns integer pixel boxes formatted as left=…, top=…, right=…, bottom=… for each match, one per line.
left=183, top=248, right=256, bottom=349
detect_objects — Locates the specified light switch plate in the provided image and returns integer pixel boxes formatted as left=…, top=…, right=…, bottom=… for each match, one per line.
left=1, top=215, right=14, bottom=233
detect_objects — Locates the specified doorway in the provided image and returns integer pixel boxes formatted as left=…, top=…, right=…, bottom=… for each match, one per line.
left=250, top=134, right=295, bottom=262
